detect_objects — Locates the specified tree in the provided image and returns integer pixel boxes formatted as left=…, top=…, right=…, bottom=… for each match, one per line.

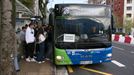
left=39, top=0, right=48, bottom=18
left=124, top=19, right=133, bottom=34
left=19, top=0, right=34, bottom=10
left=0, top=0, right=17, bottom=75
left=114, top=15, right=122, bottom=28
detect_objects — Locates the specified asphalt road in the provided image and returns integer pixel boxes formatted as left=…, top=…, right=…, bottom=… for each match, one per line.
left=65, top=42, right=134, bottom=75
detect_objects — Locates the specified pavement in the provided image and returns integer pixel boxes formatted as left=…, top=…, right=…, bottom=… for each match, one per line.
left=17, top=60, right=54, bottom=75
left=55, top=66, right=68, bottom=75
left=66, top=42, right=134, bottom=75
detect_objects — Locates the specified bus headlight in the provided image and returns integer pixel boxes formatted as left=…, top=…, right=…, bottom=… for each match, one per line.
left=107, top=53, right=112, bottom=57
left=56, top=56, right=63, bottom=61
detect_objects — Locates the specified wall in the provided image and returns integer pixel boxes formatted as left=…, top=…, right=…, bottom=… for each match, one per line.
left=113, top=0, right=124, bottom=27
left=124, top=0, right=134, bottom=23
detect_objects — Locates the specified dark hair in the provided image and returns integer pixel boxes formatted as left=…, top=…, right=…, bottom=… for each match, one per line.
left=22, top=26, right=25, bottom=30
left=25, top=24, right=28, bottom=27
left=29, top=22, right=34, bottom=26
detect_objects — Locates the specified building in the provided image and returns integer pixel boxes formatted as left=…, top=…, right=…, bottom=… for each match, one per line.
left=113, top=0, right=124, bottom=28
left=124, top=0, right=134, bottom=23
left=106, top=0, right=124, bottom=28
left=107, top=0, right=134, bottom=33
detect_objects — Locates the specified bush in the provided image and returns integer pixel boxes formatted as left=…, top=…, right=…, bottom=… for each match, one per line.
left=114, top=32, right=125, bottom=36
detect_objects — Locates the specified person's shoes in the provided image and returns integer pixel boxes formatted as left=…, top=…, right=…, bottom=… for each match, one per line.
left=45, top=58, right=50, bottom=60
left=30, top=58, right=36, bottom=62
left=36, top=61, right=45, bottom=64
left=26, top=58, right=31, bottom=62
left=42, top=61, right=45, bottom=63
left=33, top=56, right=37, bottom=59
left=37, top=61, right=42, bottom=64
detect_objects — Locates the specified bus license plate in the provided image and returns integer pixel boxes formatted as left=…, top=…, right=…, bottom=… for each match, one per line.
left=80, top=61, right=93, bottom=64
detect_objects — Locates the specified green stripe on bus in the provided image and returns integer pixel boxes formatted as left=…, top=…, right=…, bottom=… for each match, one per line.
left=55, top=48, right=72, bottom=65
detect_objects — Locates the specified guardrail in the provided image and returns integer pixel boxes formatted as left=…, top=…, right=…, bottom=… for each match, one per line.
left=112, top=34, right=134, bottom=45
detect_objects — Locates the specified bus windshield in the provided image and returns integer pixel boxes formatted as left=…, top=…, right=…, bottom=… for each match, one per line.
left=55, top=4, right=111, bottom=17
left=55, top=18, right=111, bottom=49
left=54, top=4, right=112, bottom=49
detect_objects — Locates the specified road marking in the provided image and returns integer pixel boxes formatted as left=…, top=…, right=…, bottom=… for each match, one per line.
left=113, top=46, right=125, bottom=51
left=112, top=60, right=125, bottom=67
left=130, top=51, right=134, bottom=53
left=67, top=66, right=73, bottom=73
left=80, top=66, right=112, bottom=75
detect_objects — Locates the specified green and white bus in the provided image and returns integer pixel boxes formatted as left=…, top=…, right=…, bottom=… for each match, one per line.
left=49, top=4, right=112, bottom=65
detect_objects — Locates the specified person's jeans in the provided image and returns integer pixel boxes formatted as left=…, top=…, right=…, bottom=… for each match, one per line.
left=45, top=42, right=53, bottom=60
left=36, top=42, right=45, bottom=62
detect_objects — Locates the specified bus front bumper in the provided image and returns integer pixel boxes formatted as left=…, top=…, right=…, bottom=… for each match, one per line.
left=55, top=47, right=112, bottom=65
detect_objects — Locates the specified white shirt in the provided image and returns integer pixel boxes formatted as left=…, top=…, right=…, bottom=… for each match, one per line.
left=25, top=27, right=35, bottom=44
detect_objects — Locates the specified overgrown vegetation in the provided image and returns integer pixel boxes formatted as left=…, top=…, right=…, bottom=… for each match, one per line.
left=19, top=0, right=34, bottom=9
left=114, top=15, right=123, bottom=28
left=124, top=19, right=134, bottom=34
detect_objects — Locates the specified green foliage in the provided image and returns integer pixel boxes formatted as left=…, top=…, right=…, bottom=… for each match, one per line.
left=113, top=15, right=122, bottom=28
left=114, top=32, right=125, bottom=36
left=124, top=19, right=133, bottom=34
left=19, top=0, right=34, bottom=9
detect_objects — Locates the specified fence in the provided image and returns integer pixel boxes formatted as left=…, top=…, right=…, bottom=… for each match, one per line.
left=112, top=34, right=134, bottom=44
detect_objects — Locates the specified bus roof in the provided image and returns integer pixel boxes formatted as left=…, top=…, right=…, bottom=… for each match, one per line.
left=54, top=4, right=111, bottom=8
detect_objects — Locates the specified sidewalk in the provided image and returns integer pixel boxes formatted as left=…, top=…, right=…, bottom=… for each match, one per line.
left=17, top=60, right=54, bottom=75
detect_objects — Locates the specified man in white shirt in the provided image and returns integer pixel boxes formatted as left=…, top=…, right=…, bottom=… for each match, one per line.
left=25, top=23, right=35, bottom=62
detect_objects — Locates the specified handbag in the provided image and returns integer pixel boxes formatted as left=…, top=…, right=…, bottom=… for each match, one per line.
left=39, top=34, right=46, bottom=43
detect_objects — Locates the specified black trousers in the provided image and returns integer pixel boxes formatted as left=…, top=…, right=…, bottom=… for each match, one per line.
left=22, top=41, right=26, bottom=57
left=45, top=42, right=53, bottom=59
left=26, top=42, right=35, bottom=58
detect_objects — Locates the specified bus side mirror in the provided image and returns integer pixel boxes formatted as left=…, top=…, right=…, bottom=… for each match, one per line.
left=111, top=15, right=115, bottom=33
left=49, top=12, right=55, bottom=26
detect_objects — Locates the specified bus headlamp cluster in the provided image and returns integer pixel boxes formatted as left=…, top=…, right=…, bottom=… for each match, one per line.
left=56, top=56, right=63, bottom=61
left=107, top=53, right=112, bottom=57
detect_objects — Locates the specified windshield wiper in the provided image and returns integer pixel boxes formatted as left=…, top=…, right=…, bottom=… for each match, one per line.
left=88, top=34, right=104, bottom=37
left=56, top=34, right=64, bottom=42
